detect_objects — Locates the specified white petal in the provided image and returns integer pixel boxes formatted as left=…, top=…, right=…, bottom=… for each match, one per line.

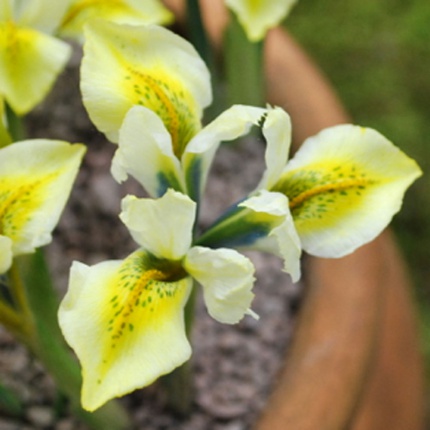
left=240, top=190, right=301, bottom=282
left=184, top=246, right=256, bottom=324
left=112, top=105, right=184, bottom=197
left=183, top=104, right=268, bottom=200
left=257, top=107, right=292, bottom=190
left=119, top=189, right=195, bottom=260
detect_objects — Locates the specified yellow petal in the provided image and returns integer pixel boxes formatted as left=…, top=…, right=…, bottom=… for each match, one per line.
left=81, top=20, right=211, bottom=154
left=0, top=139, right=86, bottom=256
left=273, top=125, right=422, bottom=257
left=120, top=189, right=195, bottom=260
left=58, top=252, right=192, bottom=411
left=184, top=246, right=256, bottom=324
left=0, top=22, right=71, bottom=114
left=225, top=0, right=297, bottom=42
left=60, top=0, right=173, bottom=40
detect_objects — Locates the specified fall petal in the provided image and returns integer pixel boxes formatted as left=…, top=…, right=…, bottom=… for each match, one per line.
left=81, top=20, right=210, bottom=147
left=274, top=124, right=422, bottom=257
left=0, top=139, right=85, bottom=255
left=59, top=254, right=192, bottom=411
left=0, top=22, right=71, bottom=114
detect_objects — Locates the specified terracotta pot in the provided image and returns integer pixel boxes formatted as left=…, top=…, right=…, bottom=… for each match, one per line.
left=164, top=1, right=426, bottom=428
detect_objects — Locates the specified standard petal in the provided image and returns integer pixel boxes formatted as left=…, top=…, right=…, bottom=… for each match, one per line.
left=111, top=105, right=184, bottom=197
left=240, top=190, right=301, bottom=282
left=58, top=252, right=193, bottom=411
left=257, top=107, right=292, bottom=190
left=225, top=0, right=297, bottom=42
left=120, top=189, right=195, bottom=260
left=0, top=22, right=71, bottom=114
left=183, top=104, right=268, bottom=200
left=60, top=0, right=173, bottom=40
left=0, top=139, right=85, bottom=255
left=81, top=20, right=211, bottom=148
left=184, top=246, right=256, bottom=324
left=0, top=235, right=12, bottom=273
left=273, top=124, right=422, bottom=257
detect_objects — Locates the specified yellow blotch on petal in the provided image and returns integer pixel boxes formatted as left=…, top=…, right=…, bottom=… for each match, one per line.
left=0, top=173, right=58, bottom=241
left=95, top=250, right=188, bottom=379
left=273, top=161, right=377, bottom=233
left=121, top=66, right=201, bottom=158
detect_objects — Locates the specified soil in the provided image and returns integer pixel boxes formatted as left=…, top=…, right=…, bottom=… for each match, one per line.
left=0, top=47, right=302, bottom=429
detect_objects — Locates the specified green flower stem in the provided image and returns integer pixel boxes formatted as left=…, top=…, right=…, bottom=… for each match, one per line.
left=186, top=0, right=223, bottom=120
left=5, top=103, right=25, bottom=142
left=161, top=282, right=198, bottom=415
left=186, top=0, right=211, bottom=67
left=224, top=12, right=265, bottom=107
left=0, top=300, right=28, bottom=342
left=8, top=263, right=33, bottom=323
left=0, top=382, right=24, bottom=417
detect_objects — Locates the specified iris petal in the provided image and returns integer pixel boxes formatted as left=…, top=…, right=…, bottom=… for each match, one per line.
left=58, top=253, right=193, bottom=411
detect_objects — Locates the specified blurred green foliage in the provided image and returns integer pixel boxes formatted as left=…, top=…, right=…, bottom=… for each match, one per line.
left=287, top=0, right=430, bottom=371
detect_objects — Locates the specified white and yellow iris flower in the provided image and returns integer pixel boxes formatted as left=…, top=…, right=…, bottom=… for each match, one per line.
left=81, top=21, right=293, bottom=203
left=225, top=0, right=298, bottom=42
left=58, top=188, right=256, bottom=411
left=198, top=119, right=422, bottom=281
left=59, top=0, right=173, bottom=41
left=0, top=0, right=73, bottom=114
left=0, top=139, right=86, bottom=273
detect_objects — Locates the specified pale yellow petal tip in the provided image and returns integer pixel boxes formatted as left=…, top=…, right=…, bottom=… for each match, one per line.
left=61, top=0, right=174, bottom=41
left=226, top=0, right=298, bottom=41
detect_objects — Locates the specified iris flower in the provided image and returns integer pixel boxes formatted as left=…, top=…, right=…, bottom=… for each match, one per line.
left=58, top=189, right=256, bottom=411
left=59, top=0, right=173, bottom=41
left=225, top=0, right=298, bottom=42
left=0, top=0, right=72, bottom=114
left=80, top=20, right=421, bottom=283
left=0, top=139, right=85, bottom=273
left=197, top=123, right=422, bottom=281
